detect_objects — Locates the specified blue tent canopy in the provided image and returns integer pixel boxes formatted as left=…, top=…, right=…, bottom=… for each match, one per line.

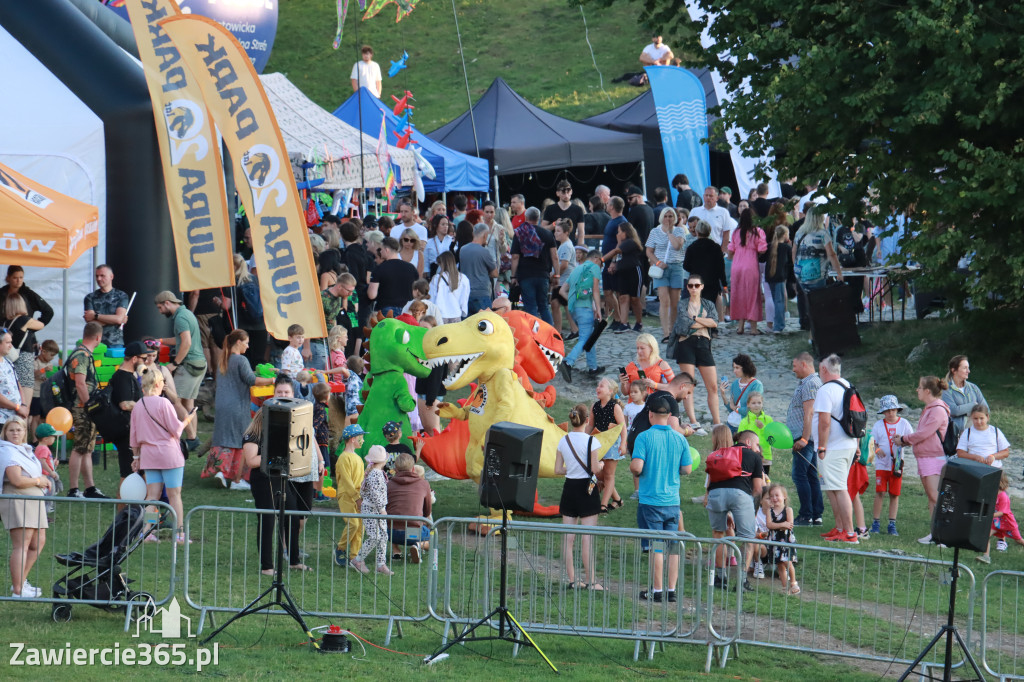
left=333, top=88, right=490, bottom=193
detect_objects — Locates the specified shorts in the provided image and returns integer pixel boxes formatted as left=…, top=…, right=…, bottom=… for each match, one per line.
left=145, top=466, right=185, bottom=488
left=673, top=334, right=715, bottom=367
left=916, top=455, right=946, bottom=478
left=29, top=396, right=43, bottom=417
left=652, top=262, right=684, bottom=290
left=71, top=406, right=97, bottom=453
left=847, top=461, right=869, bottom=497
left=706, top=487, right=756, bottom=539
left=559, top=478, right=602, bottom=518
left=550, top=289, right=568, bottom=305
left=818, top=447, right=856, bottom=491
left=616, top=264, right=643, bottom=298
left=173, top=362, right=206, bottom=401
left=389, top=525, right=431, bottom=545
left=874, top=469, right=903, bottom=496
left=602, top=266, right=619, bottom=293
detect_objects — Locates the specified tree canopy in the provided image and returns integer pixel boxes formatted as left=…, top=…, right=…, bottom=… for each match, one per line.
left=606, top=0, right=1024, bottom=307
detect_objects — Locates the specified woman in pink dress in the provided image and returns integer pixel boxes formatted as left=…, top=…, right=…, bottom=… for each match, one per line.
left=727, top=209, right=768, bottom=334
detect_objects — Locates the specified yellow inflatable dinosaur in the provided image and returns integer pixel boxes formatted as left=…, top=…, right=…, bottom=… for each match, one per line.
left=422, top=311, right=621, bottom=511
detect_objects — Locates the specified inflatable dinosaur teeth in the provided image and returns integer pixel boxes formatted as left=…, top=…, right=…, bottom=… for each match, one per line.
left=431, top=352, right=484, bottom=389
left=539, top=343, right=563, bottom=371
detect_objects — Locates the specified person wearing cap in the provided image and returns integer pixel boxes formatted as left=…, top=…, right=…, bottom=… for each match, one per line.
left=717, top=186, right=739, bottom=220
left=155, top=291, right=207, bottom=451
left=351, top=445, right=393, bottom=575
left=33, top=423, right=62, bottom=503
left=83, top=264, right=129, bottom=347
left=203, top=329, right=275, bottom=491
left=869, top=395, right=913, bottom=536
left=626, top=185, right=655, bottom=245
left=639, top=33, right=677, bottom=66
left=107, top=340, right=147, bottom=494
left=629, top=393, right=692, bottom=603
left=334, top=423, right=367, bottom=567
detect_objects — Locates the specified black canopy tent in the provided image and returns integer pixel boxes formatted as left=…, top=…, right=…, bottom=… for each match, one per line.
left=580, top=69, right=738, bottom=196
left=428, top=77, right=644, bottom=204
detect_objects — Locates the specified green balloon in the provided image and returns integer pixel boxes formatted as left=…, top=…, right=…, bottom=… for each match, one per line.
left=689, top=447, right=700, bottom=468
left=764, top=422, right=794, bottom=450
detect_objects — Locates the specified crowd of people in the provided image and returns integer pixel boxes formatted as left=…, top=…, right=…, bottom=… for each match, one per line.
left=0, top=184, right=1018, bottom=602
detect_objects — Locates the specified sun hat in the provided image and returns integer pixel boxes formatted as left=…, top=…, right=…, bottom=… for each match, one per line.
left=877, top=395, right=905, bottom=413
left=365, top=445, right=388, bottom=463
left=342, top=424, right=366, bottom=440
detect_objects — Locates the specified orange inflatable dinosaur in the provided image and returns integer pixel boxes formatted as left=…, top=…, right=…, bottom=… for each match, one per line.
left=501, top=310, right=564, bottom=407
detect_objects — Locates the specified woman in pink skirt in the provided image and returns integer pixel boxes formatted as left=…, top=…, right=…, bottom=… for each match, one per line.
left=727, top=210, right=767, bottom=334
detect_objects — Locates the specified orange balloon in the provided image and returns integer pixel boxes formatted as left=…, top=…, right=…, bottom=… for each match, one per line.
left=46, top=407, right=73, bottom=434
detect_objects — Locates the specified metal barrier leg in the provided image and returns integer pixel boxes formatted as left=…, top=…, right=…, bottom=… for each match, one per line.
left=705, top=644, right=714, bottom=673
left=634, top=640, right=642, bottom=662
left=383, top=618, right=405, bottom=645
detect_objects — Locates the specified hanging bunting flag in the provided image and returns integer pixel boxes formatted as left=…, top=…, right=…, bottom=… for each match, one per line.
left=362, top=0, right=421, bottom=23
left=160, top=14, right=327, bottom=340
left=124, top=0, right=234, bottom=292
left=332, top=0, right=350, bottom=49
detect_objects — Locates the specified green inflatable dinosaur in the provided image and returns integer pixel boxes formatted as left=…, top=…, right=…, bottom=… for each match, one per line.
left=356, top=316, right=431, bottom=456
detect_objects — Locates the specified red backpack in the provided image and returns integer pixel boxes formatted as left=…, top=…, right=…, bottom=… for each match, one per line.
left=705, top=446, right=747, bottom=483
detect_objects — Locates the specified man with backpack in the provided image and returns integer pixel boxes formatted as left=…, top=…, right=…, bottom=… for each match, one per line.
left=629, top=395, right=693, bottom=603
left=559, top=249, right=604, bottom=381
left=813, top=354, right=865, bottom=544
left=66, top=322, right=108, bottom=499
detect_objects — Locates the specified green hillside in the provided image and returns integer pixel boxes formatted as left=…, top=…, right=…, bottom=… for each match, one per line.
left=266, top=0, right=669, bottom=131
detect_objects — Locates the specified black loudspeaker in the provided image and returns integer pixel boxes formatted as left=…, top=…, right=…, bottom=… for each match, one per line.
left=261, top=398, right=313, bottom=478
left=479, top=422, right=542, bottom=513
left=807, top=284, right=861, bottom=357
left=931, top=459, right=1001, bottom=552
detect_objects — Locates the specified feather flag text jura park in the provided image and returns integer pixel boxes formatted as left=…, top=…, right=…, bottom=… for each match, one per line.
left=125, top=0, right=234, bottom=291
left=159, top=14, right=326, bottom=340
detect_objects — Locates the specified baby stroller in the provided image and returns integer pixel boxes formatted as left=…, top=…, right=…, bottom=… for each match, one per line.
left=50, top=504, right=161, bottom=624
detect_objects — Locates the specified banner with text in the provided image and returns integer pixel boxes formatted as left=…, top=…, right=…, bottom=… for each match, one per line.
left=126, top=0, right=234, bottom=293
left=645, top=66, right=710, bottom=204
left=160, top=14, right=326, bottom=339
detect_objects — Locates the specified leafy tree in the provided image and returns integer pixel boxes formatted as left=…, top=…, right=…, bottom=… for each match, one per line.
left=600, top=0, right=1024, bottom=307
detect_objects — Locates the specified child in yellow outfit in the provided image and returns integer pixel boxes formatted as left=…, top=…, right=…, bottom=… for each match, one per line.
left=335, top=424, right=367, bottom=567
left=737, top=391, right=775, bottom=475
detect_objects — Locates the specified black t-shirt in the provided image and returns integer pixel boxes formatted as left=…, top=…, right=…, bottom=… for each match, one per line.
left=627, top=203, right=656, bottom=244
left=542, top=203, right=585, bottom=242
left=339, top=242, right=373, bottom=294
left=4, top=314, right=35, bottom=354
left=751, top=197, right=774, bottom=218
left=707, top=447, right=764, bottom=495
left=109, top=368, right=143, bottom=409
left=675, top=188, right=701, bottom=209
left=371, top=259, right=419, bottom=310
left=584, top=211, right=610, bottom=240
left=193, top=289, right=221, bottom=315
left=626, top=390, right=679, bottom=452
left=511, top=225, right=556, bottom=279
left=618, top=238, right=643, bottom=270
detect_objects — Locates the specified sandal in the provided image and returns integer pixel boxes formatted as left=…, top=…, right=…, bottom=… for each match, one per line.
left=290, top=563, right=313, bottom=572
left=569, top=580, right=587, bottom=590
left=608, top=499, right=624, bottom=510
left=789, top=583, right=801, bottom=595
left=588, top=583, right=605, bottom=591
left=599, top=505, right=609, bottom=514
left=260, top=568, right=275, bottom=576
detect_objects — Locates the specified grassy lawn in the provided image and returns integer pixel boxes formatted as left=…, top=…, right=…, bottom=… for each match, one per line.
left=267, top=0, right=660, bottom=131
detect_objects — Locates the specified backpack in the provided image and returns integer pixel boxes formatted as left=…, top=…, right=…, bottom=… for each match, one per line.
left=237, top=277, right=264, bottom=326
left=84, top=384, right=130, bottom=441
left=39, top=356, right=77, bottom=414
left=705, top=445, right=746, bottom=483
left=826, top=380, right=868, bottom=438
left=934, top=403, right=959, bottom=459
left=573, top=262, right=599, bottom=301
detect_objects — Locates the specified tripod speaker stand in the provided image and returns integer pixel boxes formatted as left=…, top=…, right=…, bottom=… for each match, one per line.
left=201, top=471, right=318, bottom=648
left=426, top=422, right=556, bottom=672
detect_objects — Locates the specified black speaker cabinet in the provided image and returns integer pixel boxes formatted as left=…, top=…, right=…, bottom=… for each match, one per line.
left=261, top=398, right=314, bottom=478
left=807, top=284, right=861, bottom=357
left=931, top=459, right=1001, bottom=552
left=479, top=422, right=542, bottom=513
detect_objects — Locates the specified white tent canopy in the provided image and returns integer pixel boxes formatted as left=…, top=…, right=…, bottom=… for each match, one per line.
left=260, top=73, right=417, bottom=191
left=0, top=25, right=106, bottom=350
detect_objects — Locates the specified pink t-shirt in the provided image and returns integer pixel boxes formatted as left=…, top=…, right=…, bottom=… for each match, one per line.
left=129, top=396, right=186, bottom=470
left=34, top=443, right=54, bottom=472
left=329, top=349, right=347, bottom=371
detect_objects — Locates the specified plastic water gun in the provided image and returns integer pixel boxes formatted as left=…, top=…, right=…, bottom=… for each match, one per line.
left=255, top=363, right=277, bottom=379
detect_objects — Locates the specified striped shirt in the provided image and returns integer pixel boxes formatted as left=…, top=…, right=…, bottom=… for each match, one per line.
left=644, top=226, right=687, bottom=264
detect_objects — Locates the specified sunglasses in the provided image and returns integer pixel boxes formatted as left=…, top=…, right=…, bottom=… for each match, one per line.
left=402, top=238, right=416, bottom=243
left=687, top=283, right=702, bottom=289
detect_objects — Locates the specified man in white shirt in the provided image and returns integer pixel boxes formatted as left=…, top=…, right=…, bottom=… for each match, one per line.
left=640, top=34, right=676, bottom=66
left=689, top=186, right=735, bottom=252
left=389, top=201, right=428, bottom=243
left=812, top=354, right=859, bottom=544
left=350, top=45, right=382, bottom=98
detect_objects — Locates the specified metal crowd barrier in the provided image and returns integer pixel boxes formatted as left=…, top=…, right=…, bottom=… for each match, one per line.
left=182, top=505, right=434, bottom=642
left=979, top=570, right=1024, bottom=681
left=724, top=536, right=973, bottom=676
left=0, top=494, right=177, bottom=631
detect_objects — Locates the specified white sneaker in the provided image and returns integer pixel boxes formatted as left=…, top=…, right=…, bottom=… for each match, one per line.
left=996, top=539, right=1008, bottom=552
left=23, top=581, right=41, bottom=597
left=230, top=480, right=251, bottom=491
left=689, top=423, right=708, bottom=436
left=214, top=472, right=228, bottom=488
left=753, top=562, right=765, bottom=579
left=917, top=533, right=933, bottom=545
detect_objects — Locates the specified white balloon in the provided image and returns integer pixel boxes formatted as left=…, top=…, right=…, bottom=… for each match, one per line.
left=120, top=473, right=148, bottom=500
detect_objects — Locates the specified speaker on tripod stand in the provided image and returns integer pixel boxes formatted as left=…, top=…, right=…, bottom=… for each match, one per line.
left=900, top=459, right=1000, bottom=682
